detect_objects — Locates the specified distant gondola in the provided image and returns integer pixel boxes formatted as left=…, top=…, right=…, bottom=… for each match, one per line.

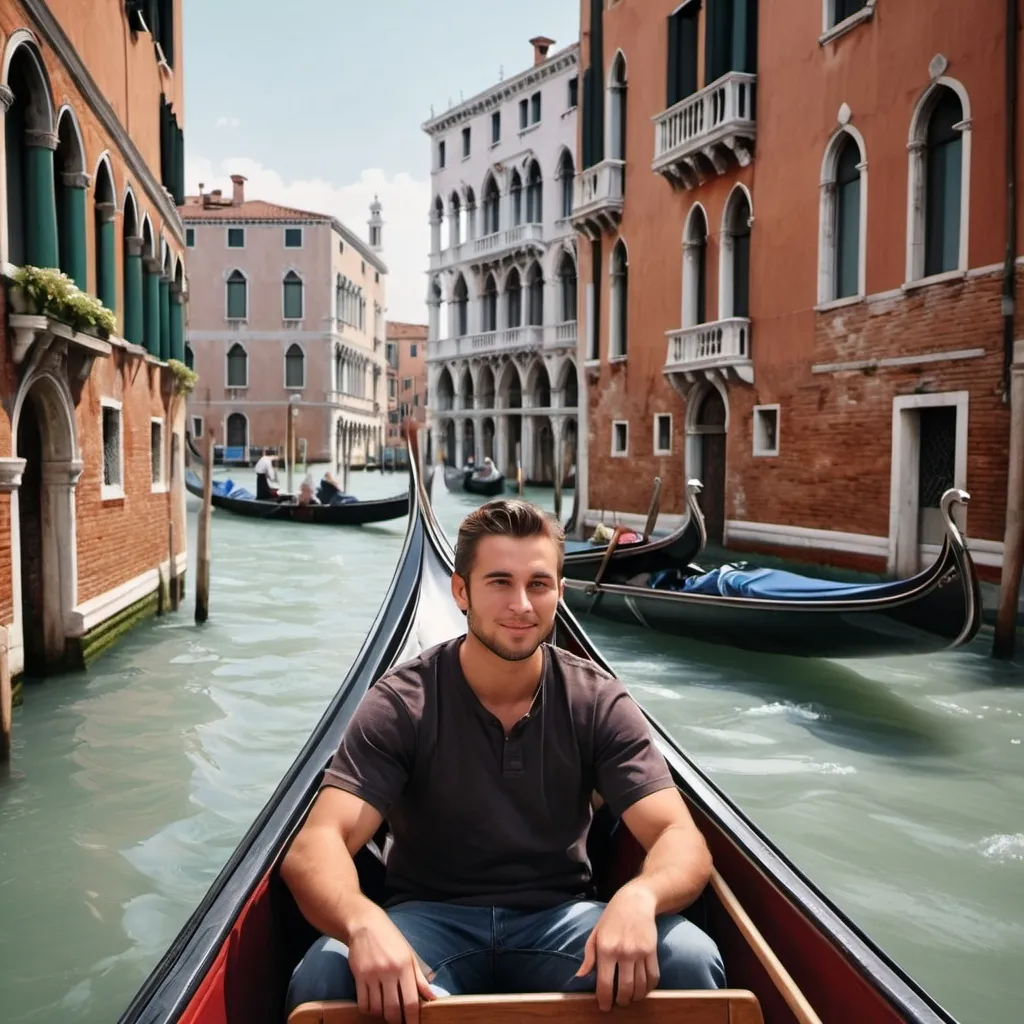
left=118, top=422, right=964, bottom=1024
left=563, top=489, right=982, bottom=659
left=183, top=436, right=409, bottom=527
left=443, top=463, right=506, bottom=497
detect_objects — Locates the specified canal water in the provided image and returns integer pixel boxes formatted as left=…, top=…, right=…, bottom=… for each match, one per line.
left=0, top=465, right=1021, bottom=1023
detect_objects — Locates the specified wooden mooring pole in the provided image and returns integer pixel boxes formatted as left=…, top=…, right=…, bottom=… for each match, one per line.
left=994, top=340, right=1024, bottom=658
left=195, top=432, right=214, bottom=624
left=0, top=625, right=11, bottom=764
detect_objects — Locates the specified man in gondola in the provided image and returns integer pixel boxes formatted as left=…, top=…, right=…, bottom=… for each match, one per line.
left=281, top=499, right=724, bottom=1023
left=254, top=447, right=280, bottom=501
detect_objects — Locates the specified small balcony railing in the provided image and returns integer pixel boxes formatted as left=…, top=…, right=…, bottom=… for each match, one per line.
left=663, top=318, right=753, bottom=384
left=570, top=159, right=624, bottom=239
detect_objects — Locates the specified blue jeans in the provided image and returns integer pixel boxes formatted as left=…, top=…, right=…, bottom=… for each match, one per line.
left=285, top=899, right=725, bottom=1014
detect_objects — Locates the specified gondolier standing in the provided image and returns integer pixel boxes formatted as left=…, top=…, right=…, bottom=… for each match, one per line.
left=254, top=448, right=280, bottom=501
left=281, top=498, right=724, bottom=1021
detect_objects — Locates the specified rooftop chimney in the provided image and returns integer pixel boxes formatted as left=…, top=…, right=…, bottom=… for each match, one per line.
left=530, top=36, right=555, bottom=66
left=230, top=174, right=247, bottom=206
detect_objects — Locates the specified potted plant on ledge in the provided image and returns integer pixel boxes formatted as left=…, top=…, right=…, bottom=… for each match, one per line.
left=9, top=265, right=117, bottom=340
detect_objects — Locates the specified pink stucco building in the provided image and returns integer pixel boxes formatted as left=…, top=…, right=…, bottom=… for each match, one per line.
left=182, top=175, right=388, bottom=466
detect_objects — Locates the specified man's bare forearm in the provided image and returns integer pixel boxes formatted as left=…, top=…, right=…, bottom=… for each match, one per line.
left=625, top=824, right=712, bottom=916
left=280, top=827, right=376, bottom=942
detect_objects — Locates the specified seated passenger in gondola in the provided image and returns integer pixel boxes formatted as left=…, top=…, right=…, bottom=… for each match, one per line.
left=281, top=499, right=724, bottom=1021
left=297, top=473, right=320, bottom=506
left=472, top=455, right=500, bottom=482
left=254, top=448, right=280, bottom=501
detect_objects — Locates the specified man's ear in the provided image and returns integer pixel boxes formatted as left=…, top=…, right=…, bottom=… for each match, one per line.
left=451, top=572, right=469, bottom=612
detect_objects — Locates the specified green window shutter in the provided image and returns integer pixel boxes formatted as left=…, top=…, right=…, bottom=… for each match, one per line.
left=284, top=274, right=303, bottom=319
left=227, top=273, right=247, bottom=319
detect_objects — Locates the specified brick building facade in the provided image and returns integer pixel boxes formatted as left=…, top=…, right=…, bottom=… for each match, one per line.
left=0, top=0, right=188, bottom=680
left=182, top=180, right=388, bottom=468
left=573, top=0, right=1019, bottom=582
left=385, top=321, right=427, bottom=460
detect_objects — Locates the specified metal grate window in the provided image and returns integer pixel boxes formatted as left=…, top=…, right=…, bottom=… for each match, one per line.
left=918, top=406, right=956, bottom=508
left=103, top=406, right=121, bottom=487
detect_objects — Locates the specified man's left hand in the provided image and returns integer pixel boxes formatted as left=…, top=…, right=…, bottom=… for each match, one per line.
left=574, top=882, right=660, bottom=1011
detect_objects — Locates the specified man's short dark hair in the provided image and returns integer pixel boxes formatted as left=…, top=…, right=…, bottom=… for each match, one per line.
left=454, top=499, right=564, bottom=580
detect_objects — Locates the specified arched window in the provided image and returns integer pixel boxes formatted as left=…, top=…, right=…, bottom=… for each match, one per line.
left=721, top=188, right=752, bottom=317
left=226, top=342, right=248, bottom=387
left=506, top=267, right=522, bottom=328
left=608, top=52, right=627, bottom=162
left=818, top=129, right=866, bottom=302
left=226, top=269, right=247, bottom=319
left=54, top=109, right=87, bottom=287
left=610, top=240, right=628, bottom=357
left=483, top=174, right=501, bottom=235
left=527, top=262, right=544, bottom=326
left=448, top=192, right=461, bottom=247
left=141, top=217, right=160, bottom=356
left=225, top=412, right=248, bottom=449
left=121, top=190, right=143, bottom=344
left=453, top=275, right=469, bottom=337
left=925, top=89, right=964, bottom=276
left=509, top=171, right=523, bottom=227
left=285, top=343, right=305, bottom=389
left=431, top=195, right=444, bottom=252
left=558, top=150, right=575, bottom=220
left=482, top=273, right=498, bottom=332
left=834, top=139, right=861, bottom=299
left=908, top=82, right=969, bottom=281
left=683, top=206, right=707, bottom=327
left=558, top=250, right=578, bottom=322
left=93, top=157, right=117, bottom=313
left=5, top=41, right=57, bottom=268
left=283, top=270, right=303, bottom=320
left=526, top=161, right=543, bottom=224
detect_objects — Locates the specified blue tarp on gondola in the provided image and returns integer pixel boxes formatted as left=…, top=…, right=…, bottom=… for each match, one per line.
left=649, top=565, right=916, bottom=602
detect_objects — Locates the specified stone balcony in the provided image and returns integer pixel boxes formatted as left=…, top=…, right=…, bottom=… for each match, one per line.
left=428, top=243, right=463, bottom=273
left=467, top=223, right=545, bottom=272
left=570, top=159, right=624, bottom=240
left=545, top=321, right=578, bottom=350
left=325, top=391, right=378, bottom=415
left=652, top=72, right=756, bottom=189
left=663, top=318, right=753, bottom=386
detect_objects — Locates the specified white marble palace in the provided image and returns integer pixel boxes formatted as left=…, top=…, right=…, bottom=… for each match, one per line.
left=422, top=36, right=580, bottom=483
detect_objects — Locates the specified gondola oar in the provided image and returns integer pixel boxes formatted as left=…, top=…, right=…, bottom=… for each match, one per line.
left=642, top=476, right=663, bottom=542
left=586, top=525, right=624, bottom=614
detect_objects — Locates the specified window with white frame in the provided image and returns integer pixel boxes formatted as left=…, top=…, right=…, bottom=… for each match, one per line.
left=461, top=126, right=471, bottom=158
left=826, top=0, right=870, bottom=31
left=101, top=399, right=123, bottom=499
left=283, top=270, right=304, bottom=320
left=654, top=413, right=672, bottom=455
left=151, top=418, right=165, bottom=490
left=908, top=81, right=969, bottom=282
left=610, top=240, right=628, bottom=357
left=191, top=415, right=203, bottom=439
left=226, top=269, right=247, bottom=319
left=753, top=405, right=780, bottom=456
left=818, top=128, right=865, bottom=303
left=226, top=342, right=248, bottom=387
left=285, top=343, right=305, bottom=388
left=611, top=420, right=628, bottom=457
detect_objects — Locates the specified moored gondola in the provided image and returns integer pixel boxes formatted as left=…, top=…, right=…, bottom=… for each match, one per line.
left=184, top=436, right=410, bottom=527
left=562, top=478, right=708, bottom=582
left=119, top=426, right=963, bottom=1024
left=562, top=489, right=982, bottom=659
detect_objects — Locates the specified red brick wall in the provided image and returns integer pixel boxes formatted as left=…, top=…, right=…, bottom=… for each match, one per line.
left=73, top=349, right=184, bottom=605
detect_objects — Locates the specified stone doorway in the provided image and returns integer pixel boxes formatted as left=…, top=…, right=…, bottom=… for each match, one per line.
left=693, top=387, right=727, bottom=544
left=13, top=374, right=81, bottom=675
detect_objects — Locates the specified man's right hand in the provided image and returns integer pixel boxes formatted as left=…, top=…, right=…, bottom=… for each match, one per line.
left=346, top=902, right=437, bottom=1024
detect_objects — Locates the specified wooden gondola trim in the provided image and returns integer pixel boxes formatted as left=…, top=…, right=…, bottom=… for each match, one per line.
left=710, top=869, right=822, bottom=1024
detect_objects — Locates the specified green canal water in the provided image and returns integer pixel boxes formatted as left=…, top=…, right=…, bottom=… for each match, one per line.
left=0, top=467, right=1021, bottom=1022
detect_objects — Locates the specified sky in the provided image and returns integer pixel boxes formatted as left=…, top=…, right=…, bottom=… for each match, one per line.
left=182, top=0, right=580, bottom=324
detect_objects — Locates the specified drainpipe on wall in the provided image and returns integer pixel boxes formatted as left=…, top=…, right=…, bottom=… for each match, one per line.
left=995, top=0, right=1023, bottom=658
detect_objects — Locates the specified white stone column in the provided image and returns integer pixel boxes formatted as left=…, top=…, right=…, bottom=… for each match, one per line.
left=41, top=458, right=82, bottom=662
left=454, top=419, right=465, bottom=469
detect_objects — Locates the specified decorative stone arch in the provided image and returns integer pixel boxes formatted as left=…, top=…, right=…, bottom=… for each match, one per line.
left=608, top=237, right=629, bottom=356
left=10, top=365, right=82, bottom=672
left=141, top=212, right=157, bottom=258
left=1, top=30, right=54, bottom=129
left=497, top=358, right=523, bottom=409
left=554, top=145, right=575, bottom=220
left=435, top=364, right=456, bottom=410
left=508, top=168, right=524, bottom=226
left=122, top=185, right=140, bottom=235
left=430, top=193, right=445, bottom=252
left=525, top=258, right=544, bottom=326
left=906, top=69, right=972, bottom=281
left=524, top=160, right=543, bottom=223
left=450, top=271, right=469, bottom=337
left=682, top=203, right=709, bottom=327
left=457, top=364, right=475, bottom=410
left=284, top=340, right=306, bottom=389
left=554, top=356, right=580, bottom=411
left=818, top=121, right=867, bottom=303
left=480, top=270, right=499, bottom=332
left=93, top=151, right=117, bottom=197
left=54, top=105, right=87, bottom=174
left=720, top=183, right=753, bottom=319
left=475, top=361, right=497, bottom=409
left=553, top=242, right=579, bottom=324
left=525, top=358, right=551, bottom=407
left=503, top=264, right=524, bottom=328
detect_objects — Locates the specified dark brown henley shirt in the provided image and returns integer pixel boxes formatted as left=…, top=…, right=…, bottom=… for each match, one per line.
left=321, top=637, right=674, bottom=909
